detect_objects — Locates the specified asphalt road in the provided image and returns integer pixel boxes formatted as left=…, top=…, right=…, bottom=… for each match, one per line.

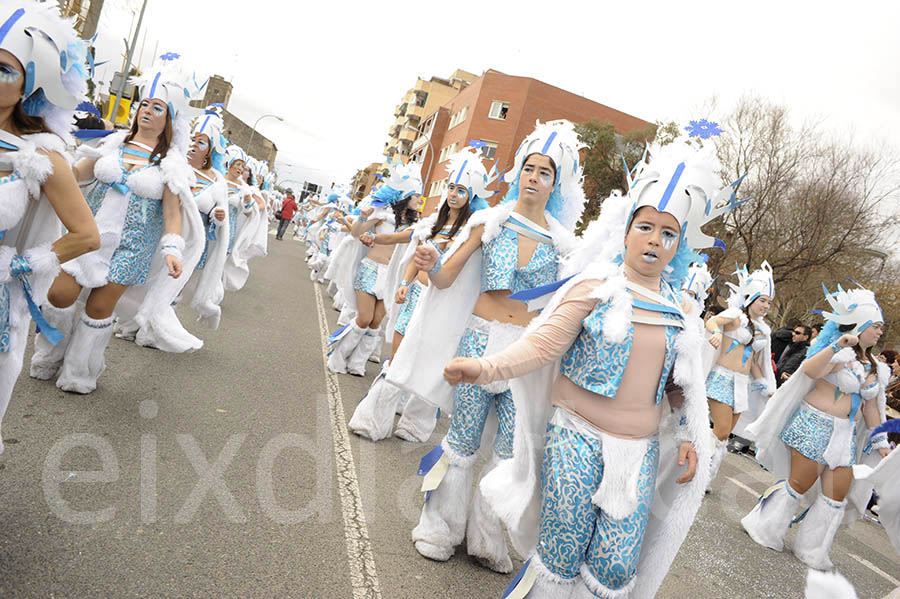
left=0, top=231, right=897, bottom=598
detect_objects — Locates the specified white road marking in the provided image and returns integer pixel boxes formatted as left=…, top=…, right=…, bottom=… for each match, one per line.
left=848, top=553, right=900, bottom=587
left=726, top=476, right=759, bottom=498
left=314, top=283, right=382, bottom=599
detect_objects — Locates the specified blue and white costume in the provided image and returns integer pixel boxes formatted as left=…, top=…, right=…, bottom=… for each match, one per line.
left=33, top=59, right=197, bottom=394
left=349, top=149, right=495, bottom=444
left=476, top=132, right=749, bottom=598
left=742, top=284, right=890, bottom=571
left=328, top=163, right=422, bottom=377
left=0, top=0, right=93, bottom=450
left=224, top=157, right=267, bottom=291
left=388, top=122, right=585, bottom=574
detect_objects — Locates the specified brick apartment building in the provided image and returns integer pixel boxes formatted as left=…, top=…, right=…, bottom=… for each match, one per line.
left=408, top=69, right=651, bottom=213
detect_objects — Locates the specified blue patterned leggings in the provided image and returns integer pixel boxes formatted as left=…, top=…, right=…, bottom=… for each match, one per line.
left=445, top=324, right=516, bottom=459
left=537, top=421, right=659, bottom=591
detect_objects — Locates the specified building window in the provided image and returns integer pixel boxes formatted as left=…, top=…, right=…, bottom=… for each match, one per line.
left=410, top=148, right=426, bottom=163
left=415, top=92, right=427, bottom=107
left=449, top=106, right=468, bottom=129
left=488, top=101, right=509, bottom=120
left=478, top=141, right=498, bottom=160
left=422, top=114, right=435, bottom=136
left=438, top=142, right=458, bottom=163
left=428, top=179, right=446, bottom=197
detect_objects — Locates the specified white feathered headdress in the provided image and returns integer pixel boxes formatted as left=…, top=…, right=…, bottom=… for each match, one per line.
left=444, top=146, right=502, bottom=211
left=816, top=283, right=884, bottom=335
left=0, top=0, right=89, bottom=139
left=130, top=54, right=195, bottom=152
left=725, top=262, right=775, bottom=309
left=683, top=261, right=714, bottom=303
left=505, top=120, right=586, bottom=231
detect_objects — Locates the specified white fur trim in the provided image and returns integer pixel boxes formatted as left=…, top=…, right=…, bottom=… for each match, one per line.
left=159, top=233, right=185, bottom=262
left=579, top=563, right=636, bottom=598
left=591, top=434, right=651, bottom=520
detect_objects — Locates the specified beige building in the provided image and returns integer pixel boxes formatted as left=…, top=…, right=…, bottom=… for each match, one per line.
left=57, top=0, right=104, bottom=39
left=350, top=162, right=384, bottom=202
left=382, top=69, right=476, bottom=169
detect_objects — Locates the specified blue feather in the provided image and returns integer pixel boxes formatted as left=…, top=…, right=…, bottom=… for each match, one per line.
left=871, top=420, right=900, bottom=438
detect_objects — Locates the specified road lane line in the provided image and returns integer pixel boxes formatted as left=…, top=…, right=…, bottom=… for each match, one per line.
left=314, top=283, right=382, bottom=599
left=848, top=553, right=900, bottom=587
left=726, top=476, right=759, bottom=498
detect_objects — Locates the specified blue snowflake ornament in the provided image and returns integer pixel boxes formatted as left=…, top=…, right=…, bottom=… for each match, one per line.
left=469, top=139, right=487, bottom=149
left=685, top=119, right=723, bottom=139
left=159, top=52, right=181, bottom=62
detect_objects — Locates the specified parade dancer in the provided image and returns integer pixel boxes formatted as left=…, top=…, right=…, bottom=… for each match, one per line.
left=742, top=283, right=891, bottom=570
left=327, top=163, right=422, bottom=376
left=223, top=156, right=266, bottom=291
left=222, top=144, right=248, bottom=256
left=441, top=131, right=745, bottom=598
left=31, top=59, right=195, bottom=393
left=118, top=108, right=230, bottom=350
left=702, top=263, right=776, bottom=485
left=387, top=121, right=584, bottom=573
left=0, top=0, right=100, bottom=450
left=348, top=148, right=492, bottom=442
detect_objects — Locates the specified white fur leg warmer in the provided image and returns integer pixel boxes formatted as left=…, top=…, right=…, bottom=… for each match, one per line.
left=56, top=313, right=115, bottom=394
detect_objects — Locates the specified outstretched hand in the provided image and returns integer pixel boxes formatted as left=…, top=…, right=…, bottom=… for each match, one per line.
left=443, top=357, right=482, bottom=386
left=414, top=245, right=439, bottom=272
left=675, top=441, right=697, bottom=484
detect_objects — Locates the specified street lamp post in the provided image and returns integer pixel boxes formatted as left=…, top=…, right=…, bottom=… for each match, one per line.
left=405, top=124, right=434, bottom=194
left=247, top=114, right=283, bottom=156
left=110, top=0, right=149, bottom=123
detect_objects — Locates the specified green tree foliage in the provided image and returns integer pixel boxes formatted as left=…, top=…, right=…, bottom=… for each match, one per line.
left=573, top=119, right=676, bottom=233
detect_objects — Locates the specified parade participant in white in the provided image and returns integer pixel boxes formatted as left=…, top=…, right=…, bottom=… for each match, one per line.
left=442, top=129, right=745, bottom=598
left=702, top=262, right=776, bottom=485
left=349, top=148, right=493, bottom=443
left=0, top=0, right=99, bottom=451
left=116, top=108, right=229, bottom=350
left=742, top=283, right=891, bottom=570
left=327, top=162, right=422, bottom=376
left=223, top=156, right=266, bottom=291
left=388, top=121, right=583, bottom=574
left=31, top=59, right=195, bottom=393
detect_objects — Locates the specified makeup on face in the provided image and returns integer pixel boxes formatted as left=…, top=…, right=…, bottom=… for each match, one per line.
left=0, top=63, right=22, bottom=84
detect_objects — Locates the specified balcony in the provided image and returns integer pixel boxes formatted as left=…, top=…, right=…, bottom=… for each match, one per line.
left=405, top=103, right=424, bottom=120
left=398, top=127, right=417, bottom=142
left=411, top=131, right=431, bottom=153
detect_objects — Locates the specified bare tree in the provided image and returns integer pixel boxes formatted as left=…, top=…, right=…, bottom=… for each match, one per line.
left=706, top=95, right=900, bottom=329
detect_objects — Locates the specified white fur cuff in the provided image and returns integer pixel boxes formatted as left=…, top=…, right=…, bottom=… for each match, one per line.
left=159, top=233, right=185, bottom=262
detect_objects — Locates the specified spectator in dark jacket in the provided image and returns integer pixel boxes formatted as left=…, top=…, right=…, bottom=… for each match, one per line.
left=775, top=324, right=811, bottom=386
left=771, top=318, right=802, bottom=362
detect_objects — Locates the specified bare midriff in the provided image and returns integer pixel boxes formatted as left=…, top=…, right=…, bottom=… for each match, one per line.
left=473, top=289, right=539, bottom=327
left=803, top=369, right=858, bottom=421
left=366, top=243, right=393, bottom=265
left=715, top=322, right=753, bottom=376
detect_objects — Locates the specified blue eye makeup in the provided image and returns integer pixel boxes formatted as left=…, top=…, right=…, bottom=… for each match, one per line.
left=0, top=64, right=22, bottom=83
left=151, top=104, right=166, bottom=116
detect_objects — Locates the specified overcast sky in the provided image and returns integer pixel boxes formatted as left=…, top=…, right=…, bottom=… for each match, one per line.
left=92, top=0, right=900, bottom=192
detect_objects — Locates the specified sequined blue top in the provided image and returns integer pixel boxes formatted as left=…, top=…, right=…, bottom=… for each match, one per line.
left=560, top=281, right=683, bottom=405
left=480, top=225, right=559, bottom=294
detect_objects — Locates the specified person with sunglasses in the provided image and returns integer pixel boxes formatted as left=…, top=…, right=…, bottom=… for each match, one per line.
left=775, top=323, right=811, bottom=386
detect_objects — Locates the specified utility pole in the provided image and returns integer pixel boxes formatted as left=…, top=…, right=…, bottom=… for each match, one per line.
left=110, top=0, right=149, bottom=124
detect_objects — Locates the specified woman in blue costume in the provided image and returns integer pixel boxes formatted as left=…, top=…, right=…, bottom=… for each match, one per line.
left=348, top=148, right=493, bottom=443
left=30, top=59, right=194, bottom=394
left=441, top=131, right=744, bottom=598
left=327, top=162, right=422, bottom=377
left=742, top=283, right=891, bottom=571
left=222, top=144, right=248, bottom=256
left=0, top=0, right=100, bottom=451
left=387, top=121, right=584, bottom=574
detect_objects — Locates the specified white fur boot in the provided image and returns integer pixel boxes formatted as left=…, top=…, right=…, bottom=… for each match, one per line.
left=466, top=456, right=513, bottom=573
left=707, top=438, right=728, bottom=490
left=348, top=372, right=403, bottom=441
left=327, top=321, right=365, bottom=374
left=792, top=494, right=846, bottom=570
left=412, top=441, right=476, bottom=562
left=346, top=329, right=378, bottom=376
left=56, top=313, right=116, bottom=394
left=327, top=281, right=337, bottom=298
left=741, top=480, right=802, bottom=551
left=394, top=395, right=438, bottom=443
left=29, top=302, right=77, bottom=380
left=332, top=290, right=344, bottom=312
left=367, top=329, right=384, bottom=364
left=337, top=305, right=355, bottom=327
